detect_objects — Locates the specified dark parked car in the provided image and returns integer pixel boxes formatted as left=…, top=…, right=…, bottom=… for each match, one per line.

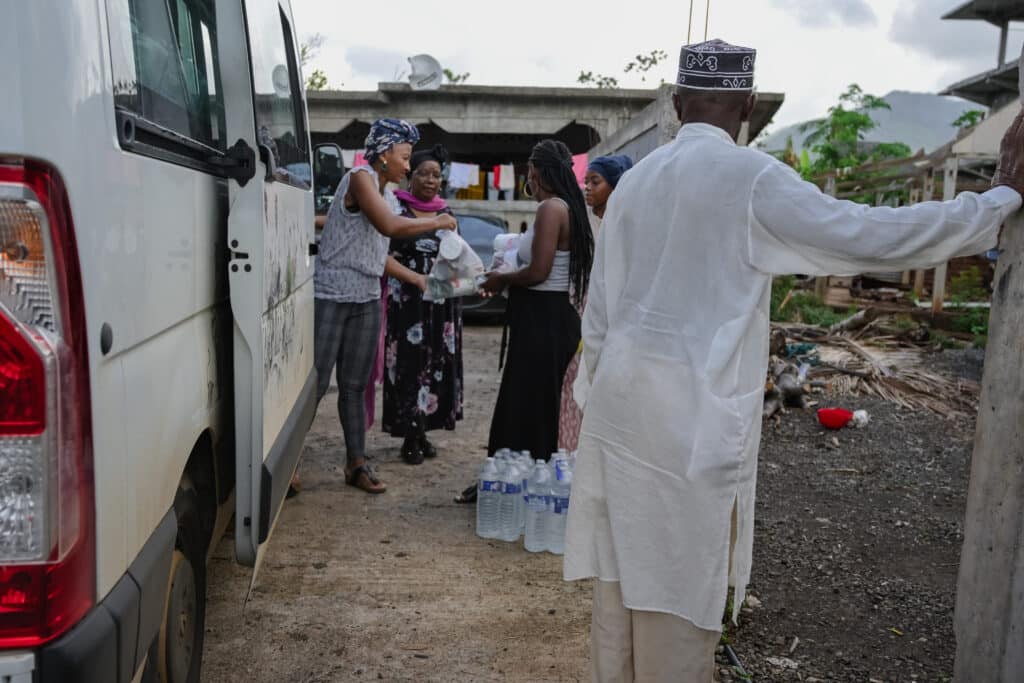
left=457, top=213, right=509, bottom=320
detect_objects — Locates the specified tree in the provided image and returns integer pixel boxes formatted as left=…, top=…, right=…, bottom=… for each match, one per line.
left=306, top=69, right=328, bottom=91
left=623, top=50, right=669, bottom=83
left=299, top=33, right=331, bottom=91
left=953, top=109, right=986, bottom=130
left=801, top=84, right=911, bottom=178
left=576, top=71, right=619, bottom=89
left=578, top=49, right=668, bottom=89
left=443, top=68, right=470, bottom=84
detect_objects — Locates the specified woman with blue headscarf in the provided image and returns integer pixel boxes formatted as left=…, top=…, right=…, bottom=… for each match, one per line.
left=558, top=154, right=634, bottom=452
left=313, top=118, right=457, bottom=495
left=583, top=154, right=633, bottom=221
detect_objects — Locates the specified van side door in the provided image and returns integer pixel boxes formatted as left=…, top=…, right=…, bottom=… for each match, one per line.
left=213, top=0, right=316, bottom=568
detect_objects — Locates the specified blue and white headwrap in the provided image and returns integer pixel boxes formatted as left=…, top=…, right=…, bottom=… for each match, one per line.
left=364, top=118, right=421, bottom=163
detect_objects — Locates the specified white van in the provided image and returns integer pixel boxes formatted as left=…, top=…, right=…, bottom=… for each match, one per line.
left=0, top=1, right=318, bottom=681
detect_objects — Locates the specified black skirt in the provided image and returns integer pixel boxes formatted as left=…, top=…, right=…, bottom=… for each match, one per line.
left=487, top=287, right=581, bottom=461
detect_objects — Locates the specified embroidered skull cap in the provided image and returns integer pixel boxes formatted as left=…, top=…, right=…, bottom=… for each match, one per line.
left=677, top=38, right=756, bottom=91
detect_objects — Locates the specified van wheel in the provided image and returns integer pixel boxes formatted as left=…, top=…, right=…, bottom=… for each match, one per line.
left=147, top=482, right=207, bottom=683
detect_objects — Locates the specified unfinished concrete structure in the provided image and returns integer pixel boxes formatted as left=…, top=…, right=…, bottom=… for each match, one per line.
left=307, top=83, right=784, bottom=229
left=941, top=0, right=1024, bottom=109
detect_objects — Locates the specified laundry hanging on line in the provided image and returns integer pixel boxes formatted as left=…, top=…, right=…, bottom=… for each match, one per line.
left=492, top=164, right=516, bottom=191
left=448, top=162, right=480, bottom=190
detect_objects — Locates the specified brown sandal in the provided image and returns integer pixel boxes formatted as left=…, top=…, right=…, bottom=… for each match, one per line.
left=345, top=463, right=387, bottom=494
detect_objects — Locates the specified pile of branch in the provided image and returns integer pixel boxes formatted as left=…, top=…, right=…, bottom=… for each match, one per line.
left=767, top=313, right=979, bottom=418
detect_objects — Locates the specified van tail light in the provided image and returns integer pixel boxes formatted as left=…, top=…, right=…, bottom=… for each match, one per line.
left=0, top=160, right=94, bottom=648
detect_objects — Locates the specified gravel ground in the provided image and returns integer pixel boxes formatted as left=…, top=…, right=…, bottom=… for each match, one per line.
left=738, top=349, right=983, bottom=682
left=203, top=329, right=981, bottom=682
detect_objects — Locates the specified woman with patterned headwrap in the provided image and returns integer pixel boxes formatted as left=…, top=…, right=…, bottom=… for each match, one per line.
left=478, top=139, right=595, bottom=462
left=381, top=144, right=464, bottom=465
left=557, top=154, right=635, bottom=452
left=313, top=119, right=457, bottom=494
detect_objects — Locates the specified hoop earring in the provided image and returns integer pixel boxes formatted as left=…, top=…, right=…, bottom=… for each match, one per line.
left=522, top=180, right=533, bottom=199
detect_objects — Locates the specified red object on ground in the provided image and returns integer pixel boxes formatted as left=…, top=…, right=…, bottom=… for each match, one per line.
left=818, top=407, right=854, bottom=430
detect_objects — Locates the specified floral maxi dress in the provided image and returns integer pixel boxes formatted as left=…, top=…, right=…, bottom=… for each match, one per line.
left=381, top=205, right=464, bottom=437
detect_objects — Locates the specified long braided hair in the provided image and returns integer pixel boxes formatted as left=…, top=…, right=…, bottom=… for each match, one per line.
left=528, top=140, right=594, bottom=308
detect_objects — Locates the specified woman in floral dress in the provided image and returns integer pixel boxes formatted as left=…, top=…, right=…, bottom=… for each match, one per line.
left=382, top=144, right=464, bottom=464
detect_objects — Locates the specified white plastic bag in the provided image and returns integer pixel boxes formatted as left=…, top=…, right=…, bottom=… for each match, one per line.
left=423, top=231, right=486, bottom=302
left=490, top=233, right=521, bottom=274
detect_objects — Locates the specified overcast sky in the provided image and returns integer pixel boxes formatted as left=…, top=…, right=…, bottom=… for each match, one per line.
left=292, top=0, right=1019, bottom=131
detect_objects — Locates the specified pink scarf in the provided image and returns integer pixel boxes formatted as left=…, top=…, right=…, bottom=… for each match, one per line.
left=394, top=189, right=448, bottom=213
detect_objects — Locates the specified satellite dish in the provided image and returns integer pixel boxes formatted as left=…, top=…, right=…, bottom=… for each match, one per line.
left=408, top=54, right=443, bottom=91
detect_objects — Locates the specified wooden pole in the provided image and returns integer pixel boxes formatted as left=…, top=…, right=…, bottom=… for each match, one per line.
left=903, top=188, right=922, bottom=286
left=932, top=158, right=958, bottom=313
left=815, top=177, right=837, bottom=301
left=914, top=170, right=937, bottom=298
left=953, top=193, right=1024, bottom=681
left=953, top=56, right=1024, bottom=680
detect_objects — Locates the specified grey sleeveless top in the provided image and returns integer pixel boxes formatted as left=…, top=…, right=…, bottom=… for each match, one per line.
left=315, top=166, right=399, bottom=303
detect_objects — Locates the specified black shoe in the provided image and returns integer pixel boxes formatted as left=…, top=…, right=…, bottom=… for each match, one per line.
left=419, top=434, right=437, bottom=459
left=454, top=482, right=477, bottom=504
left=401, top=437, right=424, bottom=465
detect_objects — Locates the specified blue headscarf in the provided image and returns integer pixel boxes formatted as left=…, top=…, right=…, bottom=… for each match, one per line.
left=587, top=154, right=634, bottom=189
left=364, top=118, right=421, bottom=163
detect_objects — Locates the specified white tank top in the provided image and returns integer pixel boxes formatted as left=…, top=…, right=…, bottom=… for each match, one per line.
left=517, top=198, right=570, bottom=293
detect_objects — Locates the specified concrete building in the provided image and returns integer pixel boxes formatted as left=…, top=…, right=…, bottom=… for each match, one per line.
left=307, top=83, right=784, bottom=229
left=941, top=0, right=1024, bottom=109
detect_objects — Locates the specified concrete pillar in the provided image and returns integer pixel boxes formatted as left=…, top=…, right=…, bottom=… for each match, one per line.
left=998, top=22, right=1009, bottom=66
left=953, top=199, right=1024, bottom=682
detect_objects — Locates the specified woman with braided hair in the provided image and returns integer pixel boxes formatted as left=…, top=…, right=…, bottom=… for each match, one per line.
left=479, top=139, right=594, bottom=463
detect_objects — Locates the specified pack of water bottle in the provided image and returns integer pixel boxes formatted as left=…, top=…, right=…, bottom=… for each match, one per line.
left=476, top=448, right=575, bottom=554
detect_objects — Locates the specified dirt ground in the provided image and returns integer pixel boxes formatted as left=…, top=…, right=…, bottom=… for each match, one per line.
left=204, top=324, right=980, bottom=682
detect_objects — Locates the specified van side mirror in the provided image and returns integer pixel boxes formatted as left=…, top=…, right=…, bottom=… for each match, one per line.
left=313, top=143, right=344, bottom=214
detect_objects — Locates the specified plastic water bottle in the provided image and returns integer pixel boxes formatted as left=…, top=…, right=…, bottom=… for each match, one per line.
left=476, top=457, right=501, bottom=539
left=548, top=456, right=573, bottom=555
left=517, top=452, right=533, bottom=535
left=497, top=456, right=522, bottom=542
left=525, top=461, right=553, bottom=553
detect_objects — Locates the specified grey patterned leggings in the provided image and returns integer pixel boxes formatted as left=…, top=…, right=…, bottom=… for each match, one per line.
left=314, top=298, right=382, bottom=466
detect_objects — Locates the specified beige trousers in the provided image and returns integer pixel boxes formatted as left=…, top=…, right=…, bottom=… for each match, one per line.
left=590, top=580, right=720, bottom=683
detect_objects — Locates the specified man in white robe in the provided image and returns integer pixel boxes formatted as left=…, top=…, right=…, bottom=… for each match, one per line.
left=563, top=38, right=1024, bottom=682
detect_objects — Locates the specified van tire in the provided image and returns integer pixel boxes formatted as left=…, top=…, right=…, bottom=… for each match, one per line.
left=145, top=481, right=207, bottom=683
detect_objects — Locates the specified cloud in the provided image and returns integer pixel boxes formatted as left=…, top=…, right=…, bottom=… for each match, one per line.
left=770, top=0, right=877, bottom=28
left=344, top=46, right=409, bottom=82
left=890, top=0, right=1004, bottom=73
